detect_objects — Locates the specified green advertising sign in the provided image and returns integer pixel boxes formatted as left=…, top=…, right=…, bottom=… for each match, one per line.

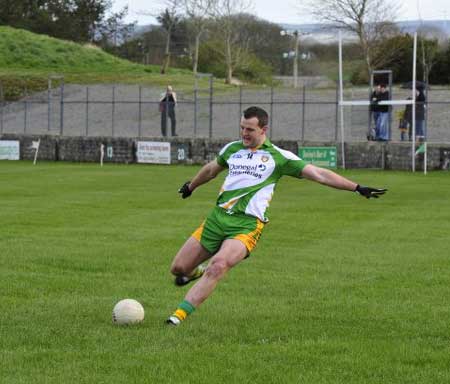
left=298, top=146, right=337, bottom=168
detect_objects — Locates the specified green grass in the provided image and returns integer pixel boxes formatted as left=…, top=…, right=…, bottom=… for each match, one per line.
left=1, top=161, right=450, bottom=383
left=0, top=26, right=232, bottom=100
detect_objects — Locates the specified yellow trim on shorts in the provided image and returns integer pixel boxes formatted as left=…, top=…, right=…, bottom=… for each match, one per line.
left=192, top=220, right=205, bottom=241
left=234, top=219, right=265, bottom=252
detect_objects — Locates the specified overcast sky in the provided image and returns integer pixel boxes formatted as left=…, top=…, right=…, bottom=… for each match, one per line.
left=112, top=0, right=450, bottom=25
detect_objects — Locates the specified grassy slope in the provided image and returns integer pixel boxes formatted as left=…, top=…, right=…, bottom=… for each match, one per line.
left=0, top=26, right=228, bottom=99
left=1, top=161, right=449, bottom=383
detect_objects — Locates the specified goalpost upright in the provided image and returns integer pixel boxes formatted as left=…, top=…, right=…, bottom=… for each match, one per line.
left=338, top=32, right=425, bottom=173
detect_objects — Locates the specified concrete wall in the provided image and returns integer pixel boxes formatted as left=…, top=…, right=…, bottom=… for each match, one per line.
left=2, top=133, right=450, bottom=171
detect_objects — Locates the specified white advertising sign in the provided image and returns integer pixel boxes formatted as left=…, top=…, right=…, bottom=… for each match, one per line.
left=136, top=141, right=171, bottom=164
left=0, top=140, right=20, bottom=160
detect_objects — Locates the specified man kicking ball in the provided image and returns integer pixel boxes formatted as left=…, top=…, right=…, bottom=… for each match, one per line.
left=166, top=106, right=387, bottom=326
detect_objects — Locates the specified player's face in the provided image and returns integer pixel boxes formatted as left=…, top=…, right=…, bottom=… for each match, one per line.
left=240, top=116, right=267, bottom=148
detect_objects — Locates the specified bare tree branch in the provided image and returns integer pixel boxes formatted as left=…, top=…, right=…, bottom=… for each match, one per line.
left=184, top=0, right=216, bottom=74
left=307, top=0, right=400, bottom=76
left=210, top=0, right=253, bottom=84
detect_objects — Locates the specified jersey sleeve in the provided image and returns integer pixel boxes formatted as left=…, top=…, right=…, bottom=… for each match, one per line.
left=282, top=158, right=308, bottom=178
left=216, top=153, right=228, bottom=168
left=274, top=146, right=308, bottom=178
left=216, top=141, right=241, bottom=168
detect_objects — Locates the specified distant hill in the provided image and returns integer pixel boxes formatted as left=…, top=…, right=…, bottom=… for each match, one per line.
left=280, top=20, right=450, bottom=43
left=132, top=19, right=450, bottom=44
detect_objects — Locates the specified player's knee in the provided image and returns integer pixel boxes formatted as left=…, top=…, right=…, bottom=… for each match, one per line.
left=205, top=258, right=228, bottom=280
left=170, top=261, right=187, bottom=276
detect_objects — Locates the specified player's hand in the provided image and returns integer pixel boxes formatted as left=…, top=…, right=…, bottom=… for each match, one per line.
left=178, top=181, right=192, bottom=199
left=355, top=185, right=387, bottom=199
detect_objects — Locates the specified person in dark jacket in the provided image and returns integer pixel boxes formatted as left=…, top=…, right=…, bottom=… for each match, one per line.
left=404, top=90, right=426, bottom=141
left=370, top=84, right=390, bottom=141
left=160, top=85, right=177, bottom=137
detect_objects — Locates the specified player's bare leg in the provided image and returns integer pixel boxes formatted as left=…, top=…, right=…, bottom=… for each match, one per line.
left=167, top=239, right=247, bottom=325
left=170, top=237, right=211, bottom=286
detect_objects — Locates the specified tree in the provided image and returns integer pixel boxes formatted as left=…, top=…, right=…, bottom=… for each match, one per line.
left=230, top=14, right=290, bottom=75
left=368, top=33, right=440, bottom=84
left=307, top=0, right=400, bottom=77
left=157, top=0, right=183, bottom=74
left=416, top=25, right=445, bottom=84
left=429, top=41, right=450, bottom=84
left=96, top=6, right=136, bottom=52
left=0, top=0, right=111, bottom=43
left=184, top=0, right=215, bottom=75
left=210, top=0, right=253, bottom=84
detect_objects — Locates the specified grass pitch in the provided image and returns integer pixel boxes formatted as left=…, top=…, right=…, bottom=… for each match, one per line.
left=1, top=161, right=449, bottom=383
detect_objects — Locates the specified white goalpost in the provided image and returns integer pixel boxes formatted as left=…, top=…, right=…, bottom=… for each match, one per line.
left=338, top=32, right=426, bottom=174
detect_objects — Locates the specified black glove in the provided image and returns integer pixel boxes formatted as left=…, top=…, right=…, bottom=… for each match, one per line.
left=178, top=181, right=192, bottom=199
left=355, top=184, right=387, bottom=199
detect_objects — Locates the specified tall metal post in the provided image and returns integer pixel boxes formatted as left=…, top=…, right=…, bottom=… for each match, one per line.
left=412, top=33, right=417, bottom=172
left=269, top=86, right=274, bottom=139
left=138, top=86, right=142, bottom=138
left=112, top=86, right=115, bottom=137
left=301, top=85, right=306, bottom=142
left=293, top=31, right=300, bottom=88
left=0, top=83, right=3, bottom=134
left=194, top=78, right=198, bottom=137
left=209, top=76, right=213, bottom=138
left=238, top=85, right=242, bottom=137
left=338, top=32, right=346, bottom=169
left=60, top=81, right=65, bottom=135
left=86, top=87, right=89, bottom=136
left=335, top=84, right=339, bottom=142
left=24, top=86, right=27, bottom=134
left=47, top=79, right=51, bottom=132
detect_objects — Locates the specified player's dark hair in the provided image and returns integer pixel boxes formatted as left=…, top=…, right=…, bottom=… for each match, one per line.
left=243, top=106, right=269, bottom=127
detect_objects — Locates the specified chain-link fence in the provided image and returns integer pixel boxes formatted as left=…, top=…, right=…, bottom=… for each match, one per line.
left=1, top=80, right=449, bottom=143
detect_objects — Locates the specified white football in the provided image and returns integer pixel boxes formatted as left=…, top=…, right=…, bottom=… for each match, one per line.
left=112, top=299, right=145, bottom=325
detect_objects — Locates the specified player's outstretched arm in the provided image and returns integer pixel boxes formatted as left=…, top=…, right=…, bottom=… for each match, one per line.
left=178, top=160, right=225, bottom=199
left=301, top=164, right=387, bottom=199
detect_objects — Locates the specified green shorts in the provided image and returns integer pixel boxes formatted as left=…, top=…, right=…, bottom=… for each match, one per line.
left=192, top=206, right=265, bottom=255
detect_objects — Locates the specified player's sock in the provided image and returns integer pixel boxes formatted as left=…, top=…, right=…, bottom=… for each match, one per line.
left=166, top=300, right=196, bottom=326
left=174, top=264, right=206, bottom=286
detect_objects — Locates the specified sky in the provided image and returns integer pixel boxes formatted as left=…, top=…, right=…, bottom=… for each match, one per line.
left=111, top=0, right=450, bottom=25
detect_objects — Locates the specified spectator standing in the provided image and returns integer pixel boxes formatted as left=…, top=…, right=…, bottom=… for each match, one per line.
left=404, top=90, right=426, bottom=142
left=396, top=109, right=408, bottom=141
left=370, top=84, right=390, bottom=141
left=160, top=85, right=177, bottom=137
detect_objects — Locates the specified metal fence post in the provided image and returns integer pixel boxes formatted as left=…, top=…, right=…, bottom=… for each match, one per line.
left=112, top=85, right=115, bottom=137
left=47, top=79, right=51, bottom=132
left=86, top=86, right=89, bottom=136
left=209, top=76, right=213, bottom=138
left=24, top=86, right=27, bottom=134
left=138, top=86, right=142, bottom=138
left=194, top=85, right=198, bottom=137
left=0, top=83, right=3, bottom=134
left=335, top=84, right=339, bottom=142
left=301, top=85, right=306, bottom=142
left=60, top=81, right=64, bottom=135
left=238, top=85, right=242, bottom=136
left=269, top=86, right=274, bottom=139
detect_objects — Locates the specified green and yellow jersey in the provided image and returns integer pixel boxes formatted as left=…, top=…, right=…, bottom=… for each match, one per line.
left=216, top=139, right=307, bottom=222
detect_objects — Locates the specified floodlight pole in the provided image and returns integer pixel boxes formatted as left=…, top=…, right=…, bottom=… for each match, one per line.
left=412, top=33, right=417, bottom=172
left=293, top=31, right=300, bottom=88
left=338, top=32, right=346, bottom=169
